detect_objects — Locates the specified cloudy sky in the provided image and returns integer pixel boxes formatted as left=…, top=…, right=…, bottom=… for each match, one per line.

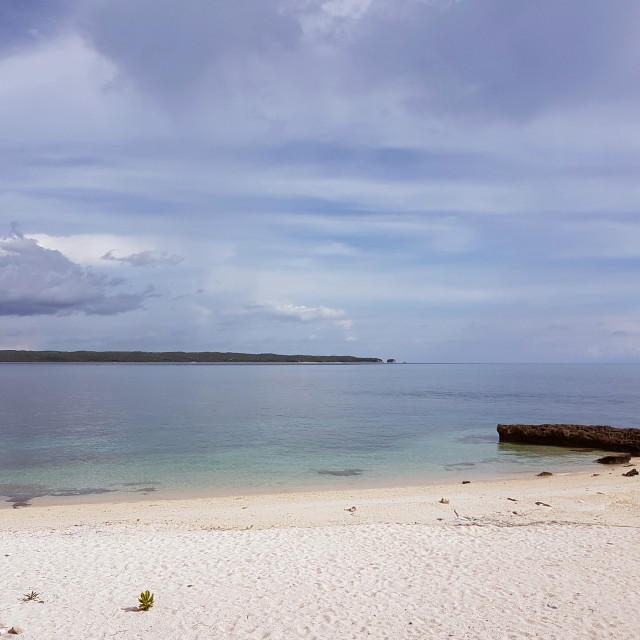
left=1, top=0, right=639, bottom=362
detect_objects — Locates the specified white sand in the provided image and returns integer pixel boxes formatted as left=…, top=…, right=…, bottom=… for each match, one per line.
left=1, top=469, right=639, bottom=639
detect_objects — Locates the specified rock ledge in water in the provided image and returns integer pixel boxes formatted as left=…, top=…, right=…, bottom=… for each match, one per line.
left=596, top=454, right=631, bottom=465
left=497, top=424, right=640, bottom=453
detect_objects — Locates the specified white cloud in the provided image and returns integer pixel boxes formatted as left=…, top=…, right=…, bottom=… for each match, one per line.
left=321, top=0, right=372, bottom=21
left=256, top=301, right=347, bottom=322
left=33, top=234, right=149, bottom=266
left=335, top=318, right=354, bottom=330
left=312, top=241, right=360, bottom=256
left=33, top=233, right=236, bottom=269
left=101, top=249, right=183, bottom=267
left=235, top=300, right=356, bottom=334
left=298, top=0, right=373, bottom=42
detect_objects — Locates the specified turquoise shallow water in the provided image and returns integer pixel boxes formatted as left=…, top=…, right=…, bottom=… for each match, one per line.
left=1, top=362, right=639, bottom=506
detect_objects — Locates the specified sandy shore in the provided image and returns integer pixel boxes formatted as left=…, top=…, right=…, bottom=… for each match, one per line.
left=1, top=468, right=639, bottom=639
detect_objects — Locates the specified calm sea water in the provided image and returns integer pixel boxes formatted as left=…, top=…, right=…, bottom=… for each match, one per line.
left=1, top=363, right=639, bottom=507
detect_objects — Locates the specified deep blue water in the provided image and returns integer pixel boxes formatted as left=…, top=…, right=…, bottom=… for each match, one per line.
left=1, top=363, right=639, bottom=506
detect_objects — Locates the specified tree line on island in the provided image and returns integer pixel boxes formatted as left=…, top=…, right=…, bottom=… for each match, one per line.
left=0, top=350, right=383, bottom=364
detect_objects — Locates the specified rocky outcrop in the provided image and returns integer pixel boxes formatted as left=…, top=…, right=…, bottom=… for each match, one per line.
left=497, top=424, right=640, bottom=454
left=596, top=454, right=631, bottom=464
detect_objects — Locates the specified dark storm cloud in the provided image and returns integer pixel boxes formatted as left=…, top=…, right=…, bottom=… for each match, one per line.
left=0, top=228, right=149, bottom=316
left=79, top=0, right=301, bottom=103
left=0, top=0, right=76, bottom=56
left=342, top=0, right=640, bottom=119
left=69, top=0, right=640, bottom=122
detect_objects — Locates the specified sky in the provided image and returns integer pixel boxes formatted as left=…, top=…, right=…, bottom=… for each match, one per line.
left=1, top=0, right=640, bottom=362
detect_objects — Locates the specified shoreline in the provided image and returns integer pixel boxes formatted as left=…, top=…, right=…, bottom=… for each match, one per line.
left=0, top=448, right=625, bottom=512
left=3, top=465, right=638, bottom=531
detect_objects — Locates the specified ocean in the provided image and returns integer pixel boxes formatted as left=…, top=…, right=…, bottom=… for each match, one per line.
left=1, top=362, right=639, bottom=507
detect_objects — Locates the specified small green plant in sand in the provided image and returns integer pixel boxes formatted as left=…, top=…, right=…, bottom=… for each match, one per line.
left=138, top=590, right=155, bottom=611
left=23, top=591, right=39, bottom=601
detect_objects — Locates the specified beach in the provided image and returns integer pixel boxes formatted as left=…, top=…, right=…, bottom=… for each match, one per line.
left=1, top=467, right=638, bottom=639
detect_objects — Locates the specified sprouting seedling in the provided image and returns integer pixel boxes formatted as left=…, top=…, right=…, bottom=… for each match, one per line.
left=23, top=591, right=39, bottom=601
left=138, top=590, right=154, bottom=611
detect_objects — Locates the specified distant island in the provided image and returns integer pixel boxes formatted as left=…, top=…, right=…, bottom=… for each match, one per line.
left=0, top=350, right=383, bottom=364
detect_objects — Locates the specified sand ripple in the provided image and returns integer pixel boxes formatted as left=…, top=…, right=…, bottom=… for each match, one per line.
left=1, top=522, right=638, bottom=639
